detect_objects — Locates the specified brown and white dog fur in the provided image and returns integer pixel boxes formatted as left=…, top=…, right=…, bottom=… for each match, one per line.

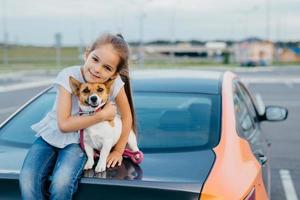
left=69, top=76, right=139, bottom=173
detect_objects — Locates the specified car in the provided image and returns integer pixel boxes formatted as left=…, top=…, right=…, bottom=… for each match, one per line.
left=0, top=69, right=288, bottom=200
left=241, top=60, right=268, bottom=67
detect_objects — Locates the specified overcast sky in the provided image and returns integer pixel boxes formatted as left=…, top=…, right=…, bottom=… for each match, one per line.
left=1, top=0, right=299, bottom=46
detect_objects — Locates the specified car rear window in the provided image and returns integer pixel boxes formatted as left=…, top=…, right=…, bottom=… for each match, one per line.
left=0, top=89, right=221, bottom=151
left=135, top=92, right=220, bottom=151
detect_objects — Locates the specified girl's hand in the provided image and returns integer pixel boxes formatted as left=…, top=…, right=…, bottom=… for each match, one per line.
left=97, top=102, right=116, bottom=121
left=107, top=150, right=123, bottom=168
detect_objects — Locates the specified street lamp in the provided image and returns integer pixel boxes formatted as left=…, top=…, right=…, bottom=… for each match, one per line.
left=169, top=0, right=181, bottom=63
left=138, top=8, right=146, bottom=68
left=265, top=0, right=271, bottom=41
left=2, top=0, right=8, bottom=65
left=237, top=6, right=259, bottom=39
left=54, top=33, right=62, bottom=68
left=130, top=0, right=153, bottom=68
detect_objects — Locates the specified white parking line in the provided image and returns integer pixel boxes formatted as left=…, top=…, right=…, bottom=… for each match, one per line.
left=279, top=169, right=299, bottom=200
left=0, top=80, right=53, bottom=93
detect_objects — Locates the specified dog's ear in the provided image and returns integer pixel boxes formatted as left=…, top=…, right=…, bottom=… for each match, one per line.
left=69, top=76, right=81, bottom=96
left=105, top=77, right=116, bottom=91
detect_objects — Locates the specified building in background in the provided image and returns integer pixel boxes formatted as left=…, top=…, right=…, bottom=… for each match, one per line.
left=205, top=42, right=227, bottom=63
left=278, top=47, right=300, bottom=62
left=233, top=38, right=274, bottom=67
left=135, top=42, right=229, bottom=64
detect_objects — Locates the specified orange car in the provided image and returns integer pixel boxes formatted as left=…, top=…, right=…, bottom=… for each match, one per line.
left=0, top=70, right=288, bottom=199
left=201, top=71, right=288, bottom=200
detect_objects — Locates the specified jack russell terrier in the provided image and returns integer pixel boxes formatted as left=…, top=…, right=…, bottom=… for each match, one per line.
left=69, top=76, right=140, bottom=173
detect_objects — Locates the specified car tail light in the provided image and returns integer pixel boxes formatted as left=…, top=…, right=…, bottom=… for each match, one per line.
left=244, top=188, right=255, bottom=200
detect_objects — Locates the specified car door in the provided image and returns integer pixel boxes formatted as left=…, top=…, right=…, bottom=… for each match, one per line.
left=233, top=79, right=270, bottom=196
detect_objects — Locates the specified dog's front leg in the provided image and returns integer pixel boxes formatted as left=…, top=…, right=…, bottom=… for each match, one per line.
left=95, top=142, right=113, bottom=173
left=127, top=131, right=140, bottom=152
left=84, top=143, right=95, bottom=170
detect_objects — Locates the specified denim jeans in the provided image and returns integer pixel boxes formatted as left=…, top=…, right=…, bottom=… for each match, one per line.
left=19, top=137, right=87, bottom=200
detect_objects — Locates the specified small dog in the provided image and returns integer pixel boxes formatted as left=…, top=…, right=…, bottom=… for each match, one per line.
left=69, top=76, right=140, bottom=173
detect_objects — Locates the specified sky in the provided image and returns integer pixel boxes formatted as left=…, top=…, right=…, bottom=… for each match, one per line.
left=1, top=0, right=300, bottom=46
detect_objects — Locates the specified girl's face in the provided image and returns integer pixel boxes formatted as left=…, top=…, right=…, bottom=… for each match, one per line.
left=82, top=44, right=120, bottom=83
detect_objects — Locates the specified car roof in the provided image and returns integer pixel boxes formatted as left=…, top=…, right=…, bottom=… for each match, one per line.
left=131, top=69, right=223, bottom=94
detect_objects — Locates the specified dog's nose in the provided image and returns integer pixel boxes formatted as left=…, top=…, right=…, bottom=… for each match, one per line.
left=90, top=96, right=97, bottom=103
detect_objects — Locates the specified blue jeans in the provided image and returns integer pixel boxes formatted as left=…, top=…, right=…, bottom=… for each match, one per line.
left=19, top=137, right=87, bottom=200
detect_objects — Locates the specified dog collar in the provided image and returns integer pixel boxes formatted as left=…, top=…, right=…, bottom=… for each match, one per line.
left=78, top=106, right=103, bottom=115
left=78, top=110, right=96, bottom=115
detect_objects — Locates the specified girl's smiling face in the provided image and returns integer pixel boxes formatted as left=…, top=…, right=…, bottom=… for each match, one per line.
left=82, top=44, right=120, bottom=83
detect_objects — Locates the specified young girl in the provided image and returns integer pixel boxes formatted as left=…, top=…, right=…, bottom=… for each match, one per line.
left=19, top=33, right=137, bottom=200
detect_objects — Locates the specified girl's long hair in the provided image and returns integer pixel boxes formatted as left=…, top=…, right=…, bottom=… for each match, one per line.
left=86, top=33, right=137, bottom=134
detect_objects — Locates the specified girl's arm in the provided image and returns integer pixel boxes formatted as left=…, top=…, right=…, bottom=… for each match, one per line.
left=57, top=86, right=116, bottom=133
left=107, top=86, right=132, bottom=168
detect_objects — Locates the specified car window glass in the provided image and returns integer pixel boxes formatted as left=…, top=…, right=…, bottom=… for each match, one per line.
left=135, top=92, right=220, bottom=151
left=233, top=85, right=256, bottom=139
left=236, top=82, right=258, bottom=122
left=234, top=82, right=268, bottom=161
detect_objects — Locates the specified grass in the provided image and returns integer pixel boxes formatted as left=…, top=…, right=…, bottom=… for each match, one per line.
left=0, top=46, right=82, bottom=73
left=273, top=61, right=300, bottom=66
left=1, top=46, right=78, bottom=58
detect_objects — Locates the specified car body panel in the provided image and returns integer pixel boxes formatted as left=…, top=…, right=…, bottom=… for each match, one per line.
left=0, top=144, right=27, bottom=175
left=201, top=71, right=269, bottom=200
left=0, top=142, right=216, bottom=199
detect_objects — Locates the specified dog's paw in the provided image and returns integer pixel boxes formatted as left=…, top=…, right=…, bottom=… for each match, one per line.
left=96, top=171, right=107, bottom=178
left=84, top=159, right=94, bottom=170
left=95, top=162, right=106, bottom=173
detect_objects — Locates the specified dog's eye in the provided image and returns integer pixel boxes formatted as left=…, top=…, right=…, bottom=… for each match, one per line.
left=83, top=88, right=90, bottom=93
left=97, top=88, right=104, bottom=92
